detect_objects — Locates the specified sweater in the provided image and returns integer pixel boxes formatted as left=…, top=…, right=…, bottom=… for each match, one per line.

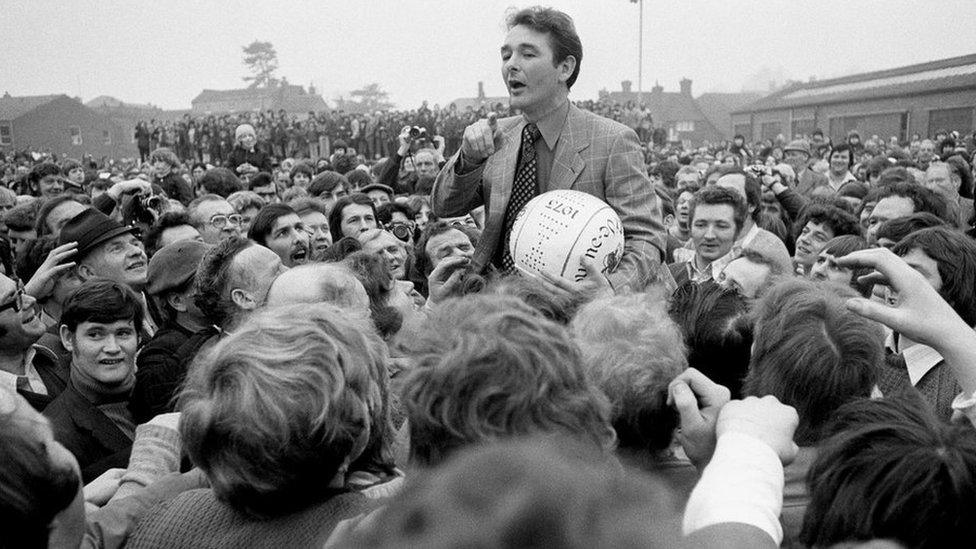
left=126, top=489, right=373, bottom=549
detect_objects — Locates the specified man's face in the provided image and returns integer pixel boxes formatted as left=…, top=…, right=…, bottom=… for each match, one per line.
left=675, top=191, right=695, bottom=227
left=82, top=233, right=148, bottom=290
left=829, top=150, right=850, bottom=175
left=340, top=203, right=378, bottom=239
left=718, top=257, right=771, bottom=299
left=425, top=228, right=474, bottom=271
left=783, top=150, right=809, bottom=172
left=46, top=201, right=87, bottom=237
left=900, top=248, right=943, bottom=292
left=924, top=164, right=957, bottom=201
left=292, top=172, right=311, bottom=189
left=866, top=196, right=915, bottom=245
left=0, top=275, right=46, bottom=350
left=264, top=213, right=310, bottom=267
left=38, top=175, right=63, bottom=198
left=152, top=160, right=171, bottom=178
left=794, top=221, right=835, bottom=268
left=300, top=210, right=331, bottom=260
left=64, top=320, right=138, bottom=387
left=810, top=251, right=854, bottom=286
left=366, top=190, right=391, bottom=208
left=67, top=167, right=86, bottom=185
left=253, top=185, right=278, bottom=204
left=363, top=231, right=408, bottom=279
left=501, top=24, right=571, bottom=114
left=191, top=166, right=206, bottom=182
left=159, top=224, right=202, bottom=249
left=919, top=140, right=935, bottom=159
left=414, top=204, right=431, bottom=231
left=414, top=153, right=438, bottom=178
left=194, top=199, right=241, bottom=244
left=690, top=203, right=738, bottom=263
left=8, top=229, right=35, bottom=261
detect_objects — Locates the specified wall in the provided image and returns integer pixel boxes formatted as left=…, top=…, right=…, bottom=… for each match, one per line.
left=11, top=96, right=134, bottom=159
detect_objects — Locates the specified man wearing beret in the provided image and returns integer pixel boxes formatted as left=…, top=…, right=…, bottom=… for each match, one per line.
left=130, top=240, right=212, bottom=423
left=58, top=208, right=159, bottom=338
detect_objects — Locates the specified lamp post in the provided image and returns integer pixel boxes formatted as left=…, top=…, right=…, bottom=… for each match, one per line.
left=630, top=0, right=644, bottom=102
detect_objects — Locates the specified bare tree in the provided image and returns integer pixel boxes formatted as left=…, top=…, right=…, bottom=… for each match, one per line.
left=242, top=40, right=280, bottom=89
left=335, top=83, right=395, bottom=113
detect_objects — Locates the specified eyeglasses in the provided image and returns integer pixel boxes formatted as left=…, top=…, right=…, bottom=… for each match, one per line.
left=210, top=214, right=243, bottom=229
left=0, top=281, right=25, bottom=314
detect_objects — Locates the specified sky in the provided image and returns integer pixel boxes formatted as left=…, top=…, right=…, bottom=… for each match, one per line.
left=3, top=0, right=974, bottom=110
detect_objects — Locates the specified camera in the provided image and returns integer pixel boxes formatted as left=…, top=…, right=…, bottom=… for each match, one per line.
left=388, top=222, right=414, bottom=243
left=408, top=126, right=427, bottom=140
left=141, top=194, right=165, bottom=211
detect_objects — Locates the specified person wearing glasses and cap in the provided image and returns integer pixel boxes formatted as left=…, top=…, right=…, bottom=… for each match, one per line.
left=0, top=272, right=67, bottom=411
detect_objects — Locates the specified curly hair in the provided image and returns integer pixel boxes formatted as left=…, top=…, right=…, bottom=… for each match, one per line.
left=400, top=295, right=615, bottom=467
left=179, top=304, right=386, bottom=518
left=193, top=237, right=252, bottom=326
left=794, top=203, right=862, bottom=241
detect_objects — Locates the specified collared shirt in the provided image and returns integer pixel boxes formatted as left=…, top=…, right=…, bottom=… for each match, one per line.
left=827, top=171, right=858, bottom=192
left=0, top=347, right=48, bottom=395
left=885, top=332, right=944, bottom=386
left=525, top=99, right=570, bottom=191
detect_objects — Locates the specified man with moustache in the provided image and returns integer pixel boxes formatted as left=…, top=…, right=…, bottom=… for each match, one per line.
left=432, top=6, right=664, bottom=293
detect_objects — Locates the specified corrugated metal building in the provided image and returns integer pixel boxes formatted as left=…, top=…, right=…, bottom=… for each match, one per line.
left=731, top=54, right=976, bottom=143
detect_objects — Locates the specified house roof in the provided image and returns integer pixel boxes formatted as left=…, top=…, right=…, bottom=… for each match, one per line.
left=602, top=90, right=704, bottom=123
left=447, top=95, right=510, bottom=111
left=86, top=95, right=157, bottom=110
left=734, top=53, right=976, bottom=113
left=191, top=85, right=328, bottom=112
left=695, top=92, right=762, bottom=138
left=0, top=94, right=63, bottom=120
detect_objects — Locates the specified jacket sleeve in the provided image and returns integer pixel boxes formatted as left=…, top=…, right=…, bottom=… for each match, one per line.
left=377, top=153, right=413, bottom=195
left=430, top=151, right=486, bottom=218
left=601, top=128, right=665, bottom=291
left=774, top=187, right=807, bottom=222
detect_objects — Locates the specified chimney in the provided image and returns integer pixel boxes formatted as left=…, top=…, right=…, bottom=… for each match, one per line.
left=680, top=78, right=692, bottom=96
left=621, top=80, right=633, bottom=93
left=477, top=81, right=485, bottom=100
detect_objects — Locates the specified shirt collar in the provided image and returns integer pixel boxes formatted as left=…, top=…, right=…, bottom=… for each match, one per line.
left=526, top=100, right=570, bottom=151
left=886, top=332, right=944, bottom=386
left=0, top=348, right=46, bottom=395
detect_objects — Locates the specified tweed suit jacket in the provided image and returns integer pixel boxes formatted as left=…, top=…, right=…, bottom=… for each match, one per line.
left=432, top=104, right=665, bottom=291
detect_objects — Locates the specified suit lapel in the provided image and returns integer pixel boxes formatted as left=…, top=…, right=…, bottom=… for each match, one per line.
left=548, top=105, right=588, bottom=190
left=67, top=387, right=131, bottom=452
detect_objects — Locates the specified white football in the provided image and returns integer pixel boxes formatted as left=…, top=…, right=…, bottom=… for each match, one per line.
left=509, top=190, right=625, bottom=282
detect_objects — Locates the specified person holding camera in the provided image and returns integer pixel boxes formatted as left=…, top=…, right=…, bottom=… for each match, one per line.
left=376, top=125, right=446, bottom=195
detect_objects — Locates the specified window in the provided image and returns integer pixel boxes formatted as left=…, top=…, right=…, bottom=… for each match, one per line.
left=0, top=122, right=11, bottom=146
left=69, top=126, right=82, bottom=146
left=102, top=129, right=111, bottom=145
left=675, top=120, right=695, bottom=132
left=791, top=119, right=815, bottom=139
left=829, top=113, right=904, bottom=143
left=760, top=122, right=782, bottom=140
left=929, top=107, right=973, bottom=136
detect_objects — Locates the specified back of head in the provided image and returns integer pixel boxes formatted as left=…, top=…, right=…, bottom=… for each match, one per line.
left=400, top=295, right=614, bottom=467
left=668, top=282, right=752, bottom=398
left=878, top=181, right=951, bottom=224
left=801, top=396, right=976, bottom=548
left=875, top=212, right=946, bottom=246
left=349, top=438, right=680, bottom=549
left=193, top=236, right=252, bottom=327
left=309, top=170, right=348, bottom=197
left=199, top=167, right=242, bottom=198
left=892, top=226, right=976, bottom=326
left=743, top=278, right=883, bottom=445
left=572, top=290, right=686, bottom=455
left=179, top=303, right=385, bottom=518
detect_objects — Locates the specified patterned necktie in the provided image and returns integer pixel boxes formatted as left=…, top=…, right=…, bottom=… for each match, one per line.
left=500, top=123, right=541, bottom=273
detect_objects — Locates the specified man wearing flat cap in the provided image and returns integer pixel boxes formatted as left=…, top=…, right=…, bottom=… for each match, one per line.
left=130, top=239, right=212, bottom=423
left=58, top=208, right=159, bottom=337
left=784, top=139, right=828, bottom=197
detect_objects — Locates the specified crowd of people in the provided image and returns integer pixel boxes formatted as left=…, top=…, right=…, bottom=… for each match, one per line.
left=4, top=6, right=976, bottom=549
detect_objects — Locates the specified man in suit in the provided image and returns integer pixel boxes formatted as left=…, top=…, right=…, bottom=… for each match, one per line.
left=432, top=6, right=664, bottom=292
left=783, top=140, right=828, bottom=197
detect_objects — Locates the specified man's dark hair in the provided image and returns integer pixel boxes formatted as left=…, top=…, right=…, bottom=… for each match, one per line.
left=794, top=203, right=861, bottom=240
left=199, top=167, right=243, bottom=198
left=828, top=143, right=854, bottom=169
left=507, top=7, right=583, bottom=89
left=345, top=169, right=373, bottom=191
left=820, top=235, right=873, bottom=297
left=714, top=166, right=761, bottom=222
left=668, top=282, right=753, bottom=398
left=289, top=162, right=314, bottom=181
left=328, top=193, right=376, bottom=242
left=414, top=220, right=470, bottom=278
left=877, top=166, right=915, bottom=187
left=143, top=211, right=195, bottom=257
left=875, top=212, right=947, bottom=246
left=247, top=171, right=274, bottom=191
left=247, top=203, right=297, bottom=246
left=743, top=278, right=882, bottom=445
left=864, top=155, right=891, bottom=180
left=376, top=201, right=414, bottom=227
left=308, top=171, right=348, bottom=197
left=15, top=235, right=59, bottom=283
left=801, top=396, right=976, bottom=549
left=61, top=278, right=144, bottom=334
left=877, top=182, right=951, bottom=224
left=332, top=154, right=357, bottom=176
left=27, top=163, right=61, bottom=194
left=892, top=226, right=976, bottom=327
left=945, top=155, right=974, bottom=199
left=193, top=237, right=252, bottom=327
left=689, top=185, right=748, bottom=233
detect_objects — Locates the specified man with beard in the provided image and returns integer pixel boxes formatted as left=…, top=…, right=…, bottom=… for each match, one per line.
left=247, top=203, right=312, bottom=267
